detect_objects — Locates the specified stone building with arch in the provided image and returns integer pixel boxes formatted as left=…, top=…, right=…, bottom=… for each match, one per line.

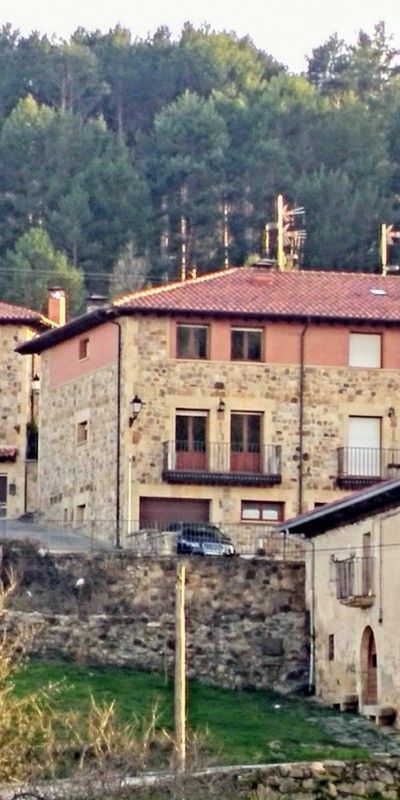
left=280, top=478, right=400, bottom=726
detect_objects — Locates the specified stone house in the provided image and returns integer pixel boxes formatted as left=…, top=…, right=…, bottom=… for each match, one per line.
left=15, top=263, right=400, bottom=547
left=0, top=294, right=59, bottom=518
left=280, top=478, right=400, bottom=725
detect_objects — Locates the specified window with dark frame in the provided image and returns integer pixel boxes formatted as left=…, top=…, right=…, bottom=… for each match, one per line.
left=76, top=504, right=86, bottom=524
left=176, top=414, right=207, bottom=453
left=175, top=412, right=208, bottom=470
left=177, top=324, right=208, bottom=359
left=241, top=500, right=284, bottom=522
left=328, top=634, right=335, bottom=661
left=0, top=475, right=6, bottom=518
left=77, top=420, right=88, bottom=444
left=231, top=328, right=262, bottom=361
left=79, top=337, right=89, bottom=360
left=231, top=413, right=261, bottom=453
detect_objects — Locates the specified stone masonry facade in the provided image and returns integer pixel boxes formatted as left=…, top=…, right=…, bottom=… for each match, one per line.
left=36, top=314, right=400, bottom=544
left=0, top=324, right=37, bottom=518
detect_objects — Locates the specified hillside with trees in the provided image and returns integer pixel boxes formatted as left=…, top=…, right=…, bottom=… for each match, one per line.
left=0, top=20, right=399, bottom=313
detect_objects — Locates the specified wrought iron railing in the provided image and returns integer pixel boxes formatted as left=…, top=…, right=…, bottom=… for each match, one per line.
left=335, top=556, right=374, bottom=602
left=337, top=447, right=400, bottom=481
left=162, top=441, right=281, bottom=476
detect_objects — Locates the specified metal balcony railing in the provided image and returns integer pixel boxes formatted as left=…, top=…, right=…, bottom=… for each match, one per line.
left=337, top=447, right=400, bottom=486
left=335, top=556, right=375, bottom=607
left=162, top=441, right=281, bottom=485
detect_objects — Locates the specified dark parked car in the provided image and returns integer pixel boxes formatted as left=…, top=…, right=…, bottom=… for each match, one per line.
left=166, top=522, right=235, bottom=556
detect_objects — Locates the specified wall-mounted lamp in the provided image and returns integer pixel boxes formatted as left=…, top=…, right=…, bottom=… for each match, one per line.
left=388, top=407, right=396, bottom=418
left=129, top=394, right=143, bottom=427
left=217, top=398, right=226, bottom=414
left=31, top=374, right=40, bottom=393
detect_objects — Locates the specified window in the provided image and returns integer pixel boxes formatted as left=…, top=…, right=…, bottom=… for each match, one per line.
left=349, top=333, right=381, bottom=367
left=79, top=337, right=89, bottom=360
left=0, top=475, right=6, bottom=518
left=177, top=324, right=208, bottom=359
left=241, top=501, right=284, bottom=522
left=76, top=504, right=86, bottom=524
left=347, top=416, right=381, bottom=477
left=175, top=412, right=207, bottom=470
left=328, top=634, right=335, bottom=661
left=77, top=420, right=88, bottom=444
left=231, top=413, right=262, bottom=473
left=231, top=328, right=262, bottom=361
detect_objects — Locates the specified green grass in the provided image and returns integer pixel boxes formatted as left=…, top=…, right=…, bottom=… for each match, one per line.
left=11, top=659, right=368, bottom=766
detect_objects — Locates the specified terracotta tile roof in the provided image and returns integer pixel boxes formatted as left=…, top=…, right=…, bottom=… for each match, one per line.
left=278, top=476, right=400, bottom=537
left=0, top=300, right=53, bottom=329
left=16, top=265, right=400, bottom=355
left=113, top=266, right=400, bottom=322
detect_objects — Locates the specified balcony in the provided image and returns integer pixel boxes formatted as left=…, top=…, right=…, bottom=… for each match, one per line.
left=335, top=556, right=375, bottom=608
left=162, top=441, right=282, bottom=486
left=337, top=447, right=400, bottom=489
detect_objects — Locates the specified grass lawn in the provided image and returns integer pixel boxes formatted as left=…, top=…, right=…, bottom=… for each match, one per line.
left=12, top=659, right=368, bottom=766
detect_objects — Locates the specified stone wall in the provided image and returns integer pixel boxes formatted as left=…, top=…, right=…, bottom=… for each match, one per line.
left=230, top=758, right=400, bottom=799
left=5, top=552, right=308, bottom=693
left=132, top=757, right=400, bottom=799
left=14, top=757, right=400, bottom=799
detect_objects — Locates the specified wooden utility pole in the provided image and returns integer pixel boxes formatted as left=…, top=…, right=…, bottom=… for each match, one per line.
left=175, top=562, right=186, bottom=772
left=180, top=185, right=187, bottom=281
left=380, top=223, right=388, bottom=276
left=276, top=193, right=285, bottom=271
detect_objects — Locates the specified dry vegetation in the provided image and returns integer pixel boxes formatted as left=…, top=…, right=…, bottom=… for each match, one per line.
left=0, top=544, right=174, bottom=789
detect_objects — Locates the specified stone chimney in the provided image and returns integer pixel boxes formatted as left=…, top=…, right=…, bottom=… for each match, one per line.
left=47, top=288, right=66, bottom=326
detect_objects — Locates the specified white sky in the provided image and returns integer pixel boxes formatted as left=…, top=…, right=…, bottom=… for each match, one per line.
left=1, top=0, right=400, bottom=74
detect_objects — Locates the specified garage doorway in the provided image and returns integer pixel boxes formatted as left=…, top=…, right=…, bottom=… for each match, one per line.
left=139, top=497, right=210, bottom=529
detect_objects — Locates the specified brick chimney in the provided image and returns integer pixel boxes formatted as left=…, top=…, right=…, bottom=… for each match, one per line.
left=47, top=288, right=66, bottom=326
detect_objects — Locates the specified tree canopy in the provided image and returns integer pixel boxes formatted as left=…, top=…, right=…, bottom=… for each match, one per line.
left=0, top=20, right=399, bottom=312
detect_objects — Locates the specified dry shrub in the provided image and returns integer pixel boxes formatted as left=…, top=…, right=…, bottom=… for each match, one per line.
left=0, top=570, right=173, bottom=785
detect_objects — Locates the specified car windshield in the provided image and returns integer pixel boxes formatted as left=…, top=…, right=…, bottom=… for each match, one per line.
left=167, top=522, right=230, bottom=543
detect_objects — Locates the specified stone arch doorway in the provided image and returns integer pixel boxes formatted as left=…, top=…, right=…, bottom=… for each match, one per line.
left=360, top=626, right=377, bottom=705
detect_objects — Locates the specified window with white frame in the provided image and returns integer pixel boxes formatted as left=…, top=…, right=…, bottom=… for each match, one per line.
left=241, top=500, right=284, bottom=522
left=349, top=333, right=381, bottom=367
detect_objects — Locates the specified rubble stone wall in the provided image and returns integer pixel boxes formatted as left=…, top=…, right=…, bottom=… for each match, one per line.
left=5, top=553, right=308, bottom=693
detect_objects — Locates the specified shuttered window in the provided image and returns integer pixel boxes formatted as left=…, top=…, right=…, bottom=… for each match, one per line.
left=349, top=333, right=381, bottom=367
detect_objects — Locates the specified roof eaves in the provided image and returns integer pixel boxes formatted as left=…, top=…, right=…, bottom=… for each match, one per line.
left=16, top=305, right=117, bottom=354
left=115, top=305, right=400, bottom=326
left=278, top=478, right=400, bottom=537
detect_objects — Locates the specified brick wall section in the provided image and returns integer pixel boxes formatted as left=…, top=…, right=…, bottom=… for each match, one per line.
left=4, top=554, right=308, bottom=693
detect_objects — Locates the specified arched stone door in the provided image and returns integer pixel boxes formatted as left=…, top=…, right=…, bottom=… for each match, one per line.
left=360, top=626, right=377, bottom=705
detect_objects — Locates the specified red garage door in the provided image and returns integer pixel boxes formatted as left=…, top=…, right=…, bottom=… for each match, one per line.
left=139, top=497, right=210, bottom=529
